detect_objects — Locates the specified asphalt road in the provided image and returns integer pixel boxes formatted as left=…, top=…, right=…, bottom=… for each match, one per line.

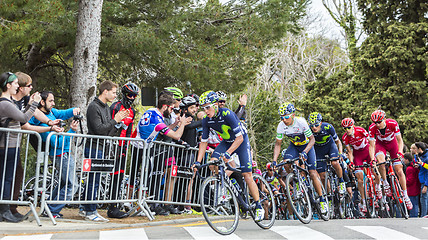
left=1, top=217, right=428, bottom=240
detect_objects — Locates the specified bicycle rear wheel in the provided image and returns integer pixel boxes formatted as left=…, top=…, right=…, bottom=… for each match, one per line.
left=363, top=177, right=376, bottom=218
left=391, top=176, right=409, bottom=219
left=199, top=176, right=239, bottom=235
left=250, top=173, right=276, bottom=229
left=285, top=173, right=312, bottom=224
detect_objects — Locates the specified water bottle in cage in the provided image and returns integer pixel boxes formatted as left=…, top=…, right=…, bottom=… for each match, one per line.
left=231, top=178, right=242, bottom=193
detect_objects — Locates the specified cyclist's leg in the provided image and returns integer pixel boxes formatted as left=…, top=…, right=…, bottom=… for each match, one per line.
left=305, top=146, right=323, bottom=197
left=315, top=146, right=327, bottom=188
left=329, top=142, right=343, bottom=179
left=374, top=143, right=387, bottom=185
left=388, top=143, right=407, bottom=192
left=352, top=149, right=366, bottom=205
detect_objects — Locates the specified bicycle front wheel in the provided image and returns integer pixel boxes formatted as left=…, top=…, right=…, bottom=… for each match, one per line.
left=391, top=176, right=409, bottom=219
left=285, top=173, right=312, bottom=224
left=251, top=173, right=276, bottom=229
left=199, top=176, right=239, bottom=235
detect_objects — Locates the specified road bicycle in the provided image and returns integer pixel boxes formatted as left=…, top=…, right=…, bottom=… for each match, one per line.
left=281, top=154, right=329, bottom=224
left=195, top=158, right=276, bottom=235
left=377, top=156, right=409, bottom=219
left=318, top=155, right=346, bottom=219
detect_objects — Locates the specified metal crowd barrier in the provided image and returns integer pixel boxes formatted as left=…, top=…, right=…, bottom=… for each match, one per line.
left=42, top=132, right=152, bottom=225
left=143, top=140, right=211, bottom=211
left=0, top=127, right=43, bottom=226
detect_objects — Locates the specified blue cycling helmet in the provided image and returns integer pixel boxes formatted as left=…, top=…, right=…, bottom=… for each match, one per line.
left=308, top=112, right=322, bottom=125
left=199, top=91, right=219, bottom=106
left=278, top=102, right=295, bottom=116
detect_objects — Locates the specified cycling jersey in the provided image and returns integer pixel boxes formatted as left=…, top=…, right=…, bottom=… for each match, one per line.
left=262, top=171, right=280, bottom=191
left=276, top=117, right=313, bottom=146
left=110, top=101, right=135, bottom=146
left=201, top=108, right=247, bottom=143
left=202, top=108, right=252, bottom=173
left=132, top=108, right=170, bottom=146
left=312, top=122, right=339, bottom=146
left=342, top=126, right=369, bottom=150
left=368, top=119, right=400, bottom=143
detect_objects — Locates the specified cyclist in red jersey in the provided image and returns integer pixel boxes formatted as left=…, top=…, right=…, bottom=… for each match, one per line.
left=341, top=118, right=381, bottom=213
left=368, top=110, right=412, bottom=210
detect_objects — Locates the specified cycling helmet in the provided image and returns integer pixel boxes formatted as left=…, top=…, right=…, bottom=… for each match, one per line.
left=341, top=118, right=355, bottom=127
left=216, top=91, right=227, bottom=101
left=371, top=110, right=386, bottom=122
left=199, top=91, right=219, bottom=106
left=179, top=96, right=197, bottom=109
left=252, top=161, right=258, bottom=168
left=121, top=82, right=140, bottom=109
left=278, top=102, right=295, bottom=116
left=164, top=87, right=184, bottom=100
left=187, top=93, right=199, bottom=104
left=266, top=162, right=273, bottom=170
left=308, top=112, right=322, bottom=125
left=122, top=82, right=140, bottom=96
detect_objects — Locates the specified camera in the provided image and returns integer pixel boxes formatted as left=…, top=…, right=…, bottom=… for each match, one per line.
left=59, top=120, right=67, bottom=128
left=73, top=114, right=83, bottom=121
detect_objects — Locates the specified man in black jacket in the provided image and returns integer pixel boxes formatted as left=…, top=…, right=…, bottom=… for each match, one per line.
left=82, top=80, right=129, bottom=222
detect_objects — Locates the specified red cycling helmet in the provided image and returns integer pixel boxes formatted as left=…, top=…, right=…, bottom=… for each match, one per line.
left=341, top=118, right=355, bottom=127
left=371, top=110, right=386, bottom=122
left=266, top=162, right=273, bottom=170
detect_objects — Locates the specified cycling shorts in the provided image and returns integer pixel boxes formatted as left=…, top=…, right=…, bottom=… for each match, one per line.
left=352, top=145, right=371, bottom=171
left=315, top=141, right=340, bottom=173
left=212, top=134, right=252, bottom=173
left=282, top=143, right=316, bottom=170
left=375, top=140, right=401, bottom=164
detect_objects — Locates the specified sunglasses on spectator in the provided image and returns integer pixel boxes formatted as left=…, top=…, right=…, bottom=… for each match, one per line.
left=280, top=115, right=291, bottom=120
left=343, top=126, right=352, bottom=130
left=374, top=121, right=382, bottom=124
left=202, top=104, right=213, bottom=110
left=310, top=123, right=320, bottom=128
left=218, top=100, right=226, bottom=103
left=24, top=83, right=33, bottom=88
left=127, top=93, right=138, bottom=98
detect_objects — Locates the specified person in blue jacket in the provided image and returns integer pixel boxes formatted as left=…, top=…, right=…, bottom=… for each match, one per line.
left=29, top=91, right=80, bottom=219
left=412, top=142, right=428, bottom=217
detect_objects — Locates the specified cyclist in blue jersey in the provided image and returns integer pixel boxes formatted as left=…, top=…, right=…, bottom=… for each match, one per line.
left=272, top=103, right=328, bottom=214
left=192, top=91, right=264, bottom=221
left=308, top=112, right=346, bottom=194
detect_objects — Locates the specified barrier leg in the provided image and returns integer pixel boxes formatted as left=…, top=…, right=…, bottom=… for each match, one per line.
left=28, top=203, right=42, bottom=226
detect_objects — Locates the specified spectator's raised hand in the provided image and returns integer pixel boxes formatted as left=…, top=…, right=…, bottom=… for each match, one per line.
left=114, top=109, right=129, bottom=123
left=70, top=120, right=79, bottom=132
left=73, top=108, right=81, bottom=116
left=51, top=125, right=64, bottom=133
left=181, top=116, right=193, bottom=126
left=238, top=94, right=247, bottom=106
left=31, top=92, right=41, bottom=103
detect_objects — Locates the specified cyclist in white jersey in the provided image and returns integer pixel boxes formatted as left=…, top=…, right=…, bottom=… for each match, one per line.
left=272, top=102, right=328, bottom=214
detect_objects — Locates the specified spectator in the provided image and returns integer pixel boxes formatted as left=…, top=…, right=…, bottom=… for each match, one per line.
left=413, top=142, right=428, bottom=217
left=130, top=92, right=192, bottom=216
left=403, top=152, right=421, bottom=217
left=29, top=91, right=80, bottom=219
left=108, top=82, right=140, bottom=219
left=216, top=91, right=247, bottom=122
left=0, top=72, right=41, bottom=222
left=82, top=80, right=129, bottom=222
left=9, top=72, right=63, bottom=220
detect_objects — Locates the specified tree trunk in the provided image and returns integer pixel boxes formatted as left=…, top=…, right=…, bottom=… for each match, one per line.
left=70, top=0, right=103, bottom=132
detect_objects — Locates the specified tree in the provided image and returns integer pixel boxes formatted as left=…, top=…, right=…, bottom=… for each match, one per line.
left=71, top=0, right=104, bottom=118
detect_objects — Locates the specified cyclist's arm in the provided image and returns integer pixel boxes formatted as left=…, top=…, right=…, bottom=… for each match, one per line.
left=196, top=141, right=208, bottom=163
left=335, top=137, right=343, bottom=155
left=303, top=135, right=315, bottom=154
left=396, top=133, right=404, bottom=154
left=273, top=138, right=282, bottom=164
left=369, top=139, right=376, bottom=161
left=225, top=135, right=243, bottom=160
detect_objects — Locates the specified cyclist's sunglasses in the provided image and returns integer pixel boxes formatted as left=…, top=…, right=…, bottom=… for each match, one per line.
left=310, top=123, right=320, bottom=128
left=202, top=104, right=213, bottom=110
left=280, top=115, right=291, bottom=120
left=127, top=92, right=138, bottom=98
left=343, top=126, right=352, bottom=130
left=374, top=121, right=382, bottom=124
left=218, top=100, right=226, bottom=103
